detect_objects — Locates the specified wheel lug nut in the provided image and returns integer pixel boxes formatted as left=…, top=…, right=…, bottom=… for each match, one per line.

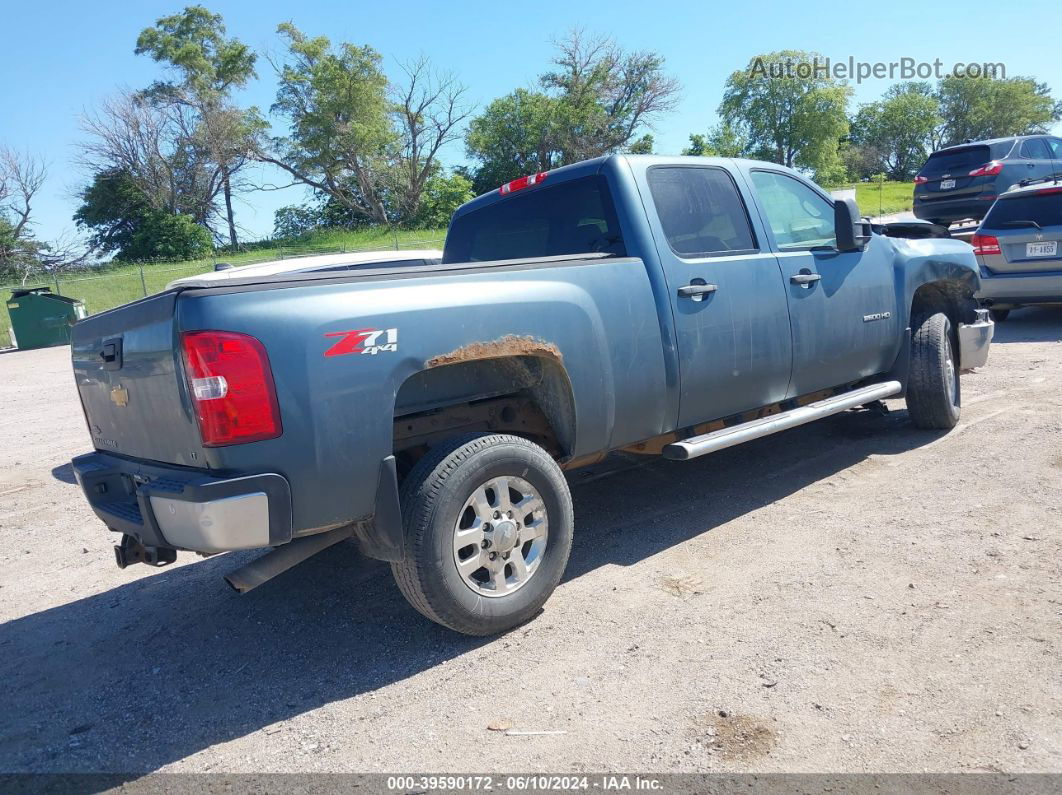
left=493, top=511, right=501, bottom=519
left=488, top=552, right=497, bottom=561
left=481, top=539, right=490, bottom=548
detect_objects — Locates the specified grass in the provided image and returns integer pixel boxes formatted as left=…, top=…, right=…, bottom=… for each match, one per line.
left=830, top=180, right=914, bottom=217
left=1, top=227, right=448, bottom=318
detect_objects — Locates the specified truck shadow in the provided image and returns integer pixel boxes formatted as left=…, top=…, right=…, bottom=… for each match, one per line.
left=1, top=408, right=938, bottom=774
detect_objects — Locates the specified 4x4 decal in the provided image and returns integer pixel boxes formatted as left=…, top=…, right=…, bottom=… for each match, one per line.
left=324, top=328, right=398, bottom=357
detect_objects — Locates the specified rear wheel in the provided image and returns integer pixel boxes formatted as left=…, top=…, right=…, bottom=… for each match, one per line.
left=989, top=308, right=1010, bottom=322
left=906, top=312, right=961, bottom=430
left=391, top=433, right=573, bottom=635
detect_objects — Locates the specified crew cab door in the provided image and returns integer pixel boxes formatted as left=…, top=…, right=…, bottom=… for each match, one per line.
left=744, top=168, right=899, bottom=398
left=640, top=164, right=792, bottom=427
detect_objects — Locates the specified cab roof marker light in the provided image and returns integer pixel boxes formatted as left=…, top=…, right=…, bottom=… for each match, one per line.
left=499, top=171, right=549, bottom=195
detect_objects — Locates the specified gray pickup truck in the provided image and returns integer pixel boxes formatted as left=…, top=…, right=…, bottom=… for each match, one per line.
left=70, top=155, right=994, bottom=635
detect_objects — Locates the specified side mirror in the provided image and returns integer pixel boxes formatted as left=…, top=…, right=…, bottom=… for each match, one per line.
left=835, top=198, right=872, bottom=252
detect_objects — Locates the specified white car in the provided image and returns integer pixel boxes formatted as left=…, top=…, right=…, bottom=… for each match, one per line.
left=167, top=249, right=443, bottom=288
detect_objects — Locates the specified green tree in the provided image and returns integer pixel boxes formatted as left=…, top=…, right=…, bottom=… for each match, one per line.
left=627, top=134, right=655, bottom=155
left=936, top=76, right=1060, bottom=147
left=122, top=211, right=212, bottom=261
left=273, top=204, right=321, bottom=239
left=464, top=88, right=560, bottom=193
left=262, top=24, right=468, bottom=227
left=682, top=122, right=749, bottom=157
left=465, top=31, right=679, bottom=193
left=74, top=168, right=211, bottom=261
left=719, top=50, right=852, bottom=178
left=135, top=5, right=263, bottom=247
left=851, top=82, right=940, bottom=179
left=413, top=171, right=475, bottom=228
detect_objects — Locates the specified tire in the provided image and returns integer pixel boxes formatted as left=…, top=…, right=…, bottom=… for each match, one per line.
left=906, top=311, right=961, bottom=430
left=989, top=308, right=1010, bottom=322
left=391, top=433, right=574, bottom=635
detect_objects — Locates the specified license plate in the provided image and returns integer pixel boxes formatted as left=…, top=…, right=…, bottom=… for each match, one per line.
left=939, top=179, right=956, bottom=190
left=1026, top=241, right=1057, bottom=257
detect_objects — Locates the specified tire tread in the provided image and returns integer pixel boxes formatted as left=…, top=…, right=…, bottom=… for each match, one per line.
left=907, top=312, right=960, bottom=430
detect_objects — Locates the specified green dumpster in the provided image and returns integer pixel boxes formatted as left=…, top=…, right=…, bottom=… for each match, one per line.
left=6, top=288, right=88, bottom=350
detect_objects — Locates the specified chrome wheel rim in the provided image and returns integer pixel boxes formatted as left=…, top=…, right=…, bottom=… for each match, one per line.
left=945, top=337, right=958, bottom=407
left=452, top=475, right=548, bottom=598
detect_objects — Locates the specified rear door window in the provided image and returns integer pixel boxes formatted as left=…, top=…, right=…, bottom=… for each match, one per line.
left=922, top=145, right=992, bottom=175
left=1020, top=139, right=1051, bottom=159
left=982, top=192, right=1062, bottom=230
left=443, top=176, right=625, bottom=263
left=750, top=170, right=836, bottom=250
left=646, top=166, right=757, bottom=258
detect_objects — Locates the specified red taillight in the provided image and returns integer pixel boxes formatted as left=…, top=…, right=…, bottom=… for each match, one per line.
left=181, top=331, right=282, bottom=447
left=914, top=175, right=928, bottom=185
left=499, top=171, right=548, bottom=195
left=969, top=161, right=1003, bottom=177
left=970, top=234, right=1002, bottom=256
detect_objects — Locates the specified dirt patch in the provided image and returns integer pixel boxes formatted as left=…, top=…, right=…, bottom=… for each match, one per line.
left=659, top=573, right=705, bottom=598
left=426, top=335, right=563, bottom=368
left=692, top=713, right=777, bottom=761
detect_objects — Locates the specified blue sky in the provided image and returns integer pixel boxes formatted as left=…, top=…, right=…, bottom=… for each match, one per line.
left=2, top=0, right=1058, bottom=243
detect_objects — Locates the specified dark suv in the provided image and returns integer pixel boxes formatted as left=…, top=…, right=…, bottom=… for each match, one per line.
left=913, top=135, right=1062, bottom=227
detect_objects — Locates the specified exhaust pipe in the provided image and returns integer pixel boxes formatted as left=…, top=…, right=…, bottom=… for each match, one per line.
left=224, top=525, right=353, bottom=594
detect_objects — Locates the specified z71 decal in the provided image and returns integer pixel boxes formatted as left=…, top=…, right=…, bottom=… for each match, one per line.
left=324, top=328, right=399, bottom=357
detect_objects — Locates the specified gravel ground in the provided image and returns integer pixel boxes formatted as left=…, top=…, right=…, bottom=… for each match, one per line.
left=1, top=309, right=1060, bottom=775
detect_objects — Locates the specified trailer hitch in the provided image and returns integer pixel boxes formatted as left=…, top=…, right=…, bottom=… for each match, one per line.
left=114, top=534, right=177, bottom=569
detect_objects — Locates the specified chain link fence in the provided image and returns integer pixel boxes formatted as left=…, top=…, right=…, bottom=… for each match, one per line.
left=2, top=234, right=446, bottom=346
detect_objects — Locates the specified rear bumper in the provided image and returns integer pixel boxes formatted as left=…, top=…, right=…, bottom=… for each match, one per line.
left=71, top=452, right=292, bottom=553
left=976, top=269, right=1062, bottom=306
left=957, top=309, right=994, bottom=371
left=913, top=196, right=992, bottom=224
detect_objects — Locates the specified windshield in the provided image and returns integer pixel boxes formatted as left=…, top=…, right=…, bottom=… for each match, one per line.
left=443, top=176, right=625, bottom=264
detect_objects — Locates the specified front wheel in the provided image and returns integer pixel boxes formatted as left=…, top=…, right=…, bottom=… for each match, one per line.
left=906, top=311, right=961, bottom=430
left=391, top=433, right=574, bottom=635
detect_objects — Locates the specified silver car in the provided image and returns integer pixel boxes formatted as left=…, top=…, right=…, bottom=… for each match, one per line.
left=972, top=177, right=1062, bottom=321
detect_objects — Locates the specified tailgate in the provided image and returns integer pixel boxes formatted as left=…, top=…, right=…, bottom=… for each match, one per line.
left=71, top=291, right=205, bottom=466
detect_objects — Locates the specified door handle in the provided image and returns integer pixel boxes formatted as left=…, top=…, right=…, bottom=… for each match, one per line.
left=677, top=283, right=718, bottom=299
left=790, top=273, right=822, bottom=287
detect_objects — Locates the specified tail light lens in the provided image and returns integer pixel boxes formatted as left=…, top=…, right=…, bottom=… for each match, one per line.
left=914, top=175, right=928, bottom=185
left=969, top=161, right=1004, bottom=177
left=499, top=171, right=548, bottom=195
left=181, top=331, right=282, bottom=447
left=970, top=234, right=1002, bottom=256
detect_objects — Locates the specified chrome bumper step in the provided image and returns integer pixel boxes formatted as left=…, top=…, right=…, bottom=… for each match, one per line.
left=663, top=381, right=903, bottom=461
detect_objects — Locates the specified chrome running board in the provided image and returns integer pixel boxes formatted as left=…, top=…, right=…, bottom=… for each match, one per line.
left=663, top=381, right=902, bottom=461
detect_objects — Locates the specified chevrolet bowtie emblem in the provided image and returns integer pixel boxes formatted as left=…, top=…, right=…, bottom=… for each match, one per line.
left=110, top=385, right=129, bottom=407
